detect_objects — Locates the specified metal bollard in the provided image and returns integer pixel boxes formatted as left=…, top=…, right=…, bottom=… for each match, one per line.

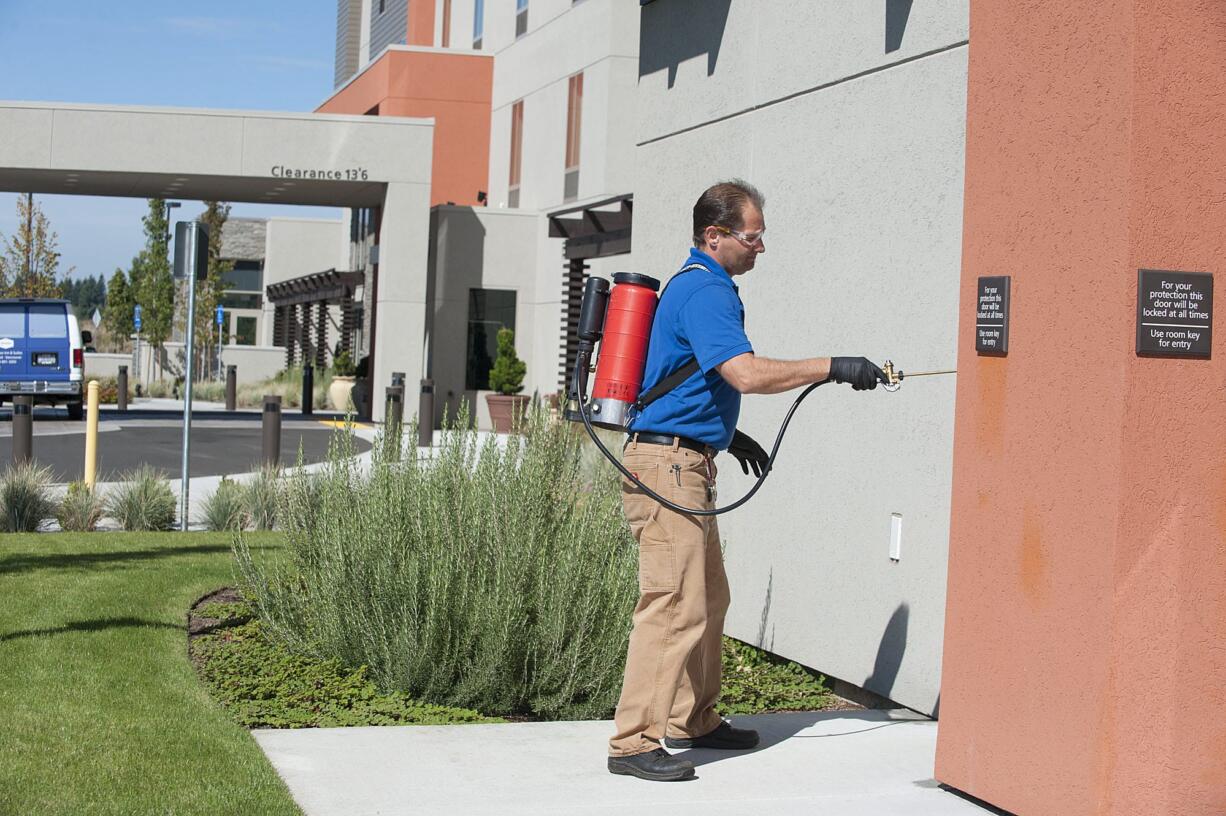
left=262, top=395, right=282, bottom=468
left=301, top=364, right=314, bottom=416
left=225, top=365, right=236, bottom=412
left=418, top=378, right=434, bottom=448
left=385, top=385, right=404, bottom=462
left=391, top=371, right=405, bottom=388
left=11, top=395, right=32, bottom=465
left=117, top=366, right=128, bottom=412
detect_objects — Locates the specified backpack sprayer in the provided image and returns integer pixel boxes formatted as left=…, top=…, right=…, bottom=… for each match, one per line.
left=564, top=272, right=947, bottom=516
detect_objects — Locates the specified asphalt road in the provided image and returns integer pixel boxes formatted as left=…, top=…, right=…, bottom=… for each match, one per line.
left=0, top=408, right=370, bottom=481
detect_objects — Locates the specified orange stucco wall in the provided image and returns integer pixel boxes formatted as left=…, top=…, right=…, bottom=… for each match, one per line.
left=936, top=2, right=1226, bottom=814
left=317, top=49, right=492, bottom=207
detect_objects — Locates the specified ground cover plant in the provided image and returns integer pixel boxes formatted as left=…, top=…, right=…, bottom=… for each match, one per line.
left=235, top=407, right=641, bottom=720
left=191, top=593, right=498, bottom=728
left=0, top=532, right=300, bottom=816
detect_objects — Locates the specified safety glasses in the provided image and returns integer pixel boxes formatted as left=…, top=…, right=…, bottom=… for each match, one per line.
left=713, top=225, right=765, bottom=248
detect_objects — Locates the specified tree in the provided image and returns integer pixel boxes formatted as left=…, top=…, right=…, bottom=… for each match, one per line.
left=103, top=268, right=135, bottom=343
left=173, top=201, right=233, bottom=378
left=0, top=195, right=71, bottom=297
left=488, top=328, right=526, bottom=395
left=131, top=199, right=175, bottom=378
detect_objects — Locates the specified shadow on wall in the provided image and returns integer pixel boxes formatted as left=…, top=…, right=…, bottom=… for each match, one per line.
left=755, top=567, right=774, bottom=651
left=864, top=602, right=909, bottom=699
left=426, top=206, right=488, bottom=428
left=885, top=0, right=914, bottom=53
left=639, top=0, right=732, bottom=88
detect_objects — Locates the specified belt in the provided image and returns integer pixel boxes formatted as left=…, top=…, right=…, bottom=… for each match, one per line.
left=625, top=432, right=715, bottom=458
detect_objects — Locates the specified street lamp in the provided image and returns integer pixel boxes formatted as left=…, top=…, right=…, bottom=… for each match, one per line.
left=163, top=201, right=181, bottom=245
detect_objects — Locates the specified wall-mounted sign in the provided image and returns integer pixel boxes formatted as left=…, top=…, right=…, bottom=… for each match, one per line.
left=976, top=276, right=1010, bottom=354
left=1136, top=269, right=1213, bottom=357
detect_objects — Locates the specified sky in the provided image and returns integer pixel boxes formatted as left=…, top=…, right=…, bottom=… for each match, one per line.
left=0, top=0, right=344, bottom=282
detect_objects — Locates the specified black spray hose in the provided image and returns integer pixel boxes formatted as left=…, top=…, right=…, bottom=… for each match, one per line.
left=573, top=349, right=829, bottom=516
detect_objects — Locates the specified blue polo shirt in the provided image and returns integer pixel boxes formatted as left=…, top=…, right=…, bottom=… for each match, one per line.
left=627, top=249, right=753, bottom=450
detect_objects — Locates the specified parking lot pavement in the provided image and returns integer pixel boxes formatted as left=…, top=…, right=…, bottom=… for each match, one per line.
left=0, top=401, right=370, bottom=481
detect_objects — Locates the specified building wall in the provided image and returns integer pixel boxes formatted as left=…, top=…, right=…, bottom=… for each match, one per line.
left=318, top=48, right=493, bottom=207
left=935, top=2, right=1226, bottom=814
left=369, top=0, right=409, bottom=62
left=632, top=0, right=969, bottom=715
left=485, top=0, right=639, bottom=211
left=428, top=205, right=541, bottom=429
left=260, top=218, right=348, bottom=352
left=335, top=0, right=363, bottom=88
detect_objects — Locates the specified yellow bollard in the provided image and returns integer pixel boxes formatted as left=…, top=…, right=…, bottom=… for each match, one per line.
left=84, top=380, right=100, bottom=490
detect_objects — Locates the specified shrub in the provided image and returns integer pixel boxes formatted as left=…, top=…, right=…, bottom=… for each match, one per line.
left=235, top=404, right=638, bottom=720
left=107, top=465, right=176, bottom=531
left=240, top=466, right=281, bottom=531
left=488, top=328, right=526, bottom=395
left=56, top=481, right=104, bottom=532
left=1, top=461, right=55, bottom=532
left=332, top=351, right=355, bottom=377
left=200, top=477, right=245, bottom=532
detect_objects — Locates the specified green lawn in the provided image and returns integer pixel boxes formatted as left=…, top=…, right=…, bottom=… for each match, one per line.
left=0, top=533, right=301, bottom=816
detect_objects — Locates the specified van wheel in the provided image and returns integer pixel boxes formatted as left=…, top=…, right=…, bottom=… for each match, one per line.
left=67, top=401, right=84, bottom=421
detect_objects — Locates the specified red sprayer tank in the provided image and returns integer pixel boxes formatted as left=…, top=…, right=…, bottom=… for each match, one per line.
left=589, top=272, right=660, bottom=430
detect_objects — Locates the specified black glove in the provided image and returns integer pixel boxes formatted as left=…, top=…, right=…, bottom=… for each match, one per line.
left=728, top=429, right=770, bottom=478
left=828, top=357, right=888, bottom=391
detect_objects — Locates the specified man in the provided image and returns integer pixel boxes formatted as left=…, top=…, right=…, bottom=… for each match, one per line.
left=607, top=180, right=886, bottom=782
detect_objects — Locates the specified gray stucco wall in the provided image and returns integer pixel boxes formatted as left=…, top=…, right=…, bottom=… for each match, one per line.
left=632, top=1, right=969, bottom=715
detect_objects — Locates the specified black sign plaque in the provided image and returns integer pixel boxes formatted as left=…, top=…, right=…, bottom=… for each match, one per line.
left=1136, top=269, right=1213, bottom=357
left=976, top=276, right=1010, bottom=354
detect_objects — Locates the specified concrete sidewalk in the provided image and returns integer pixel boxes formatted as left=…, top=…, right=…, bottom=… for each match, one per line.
left=254, top=710, right=996, bottom=816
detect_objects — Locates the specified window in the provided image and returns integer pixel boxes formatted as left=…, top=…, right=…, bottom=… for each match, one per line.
left=564, top=72, right=583, bottom=202
left=515, top=0, right=528, bottom=37
left=508, top=100, right=524, bottom=208
left=472, top=0, right=484, bottom=49
left=235, top=316, right=257, bottom=346
left=28, top=305, right=67, bottom=338
left=0, top=305, right=23, bottom=338
left=378, top=0, right=385, bottom=13
left=221, top=293, right=263, bottom=310
left=442, top=0, right=451, bottom=47
left=465, top=289, right=516, bottom=390
left=223, top=260, right=262, bottom=292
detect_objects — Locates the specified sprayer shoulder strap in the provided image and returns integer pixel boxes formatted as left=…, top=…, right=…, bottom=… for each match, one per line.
left=633, top=262, right=708, bottom=410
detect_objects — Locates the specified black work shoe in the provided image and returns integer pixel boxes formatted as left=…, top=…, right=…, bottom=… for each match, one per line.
left=607, top=748, right=696, bottom=781
left=664, top=720, right=760, bottom=750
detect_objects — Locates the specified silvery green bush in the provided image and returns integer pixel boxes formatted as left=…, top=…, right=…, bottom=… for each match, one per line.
left=107, top=465, right=176, bottom=531
left=1, top=461, right=55, bottom=532
left=235, top=406, right=638, bottom=720
left=56, top=481, right=104, bottom=532
left=200, top=477, right=245, bottom=532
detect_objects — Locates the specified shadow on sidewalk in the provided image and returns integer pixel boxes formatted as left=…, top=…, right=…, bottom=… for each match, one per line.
left=675, top=709, right=924, bottom=768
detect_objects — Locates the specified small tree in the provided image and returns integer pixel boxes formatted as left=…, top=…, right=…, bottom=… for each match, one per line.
left=488, top=328, right=526, bottom=395
left=131, top=199, right=175, bottom=379
left=103, top=267, right=135, bottom=346
left=0, top=195, right=71, bottom=297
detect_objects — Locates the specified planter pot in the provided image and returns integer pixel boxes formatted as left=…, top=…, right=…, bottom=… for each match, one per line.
left=328, top=376, right=357, bottom=412
left=486, top=393, right=531, bottom=433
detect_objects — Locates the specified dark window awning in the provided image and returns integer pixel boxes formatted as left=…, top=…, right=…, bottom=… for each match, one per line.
left=548, top=193, right=632, bottom=260
left=266, top=269, right=364, bottom=307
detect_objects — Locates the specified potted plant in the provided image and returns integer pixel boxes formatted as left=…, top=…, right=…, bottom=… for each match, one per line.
left=328, top=350, right=357, bottom=412
left=485, top=328, right=530, bottom=433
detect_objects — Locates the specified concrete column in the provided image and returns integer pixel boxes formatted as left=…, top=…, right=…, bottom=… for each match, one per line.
left=936, top=4, right=1226, bottom=815
left=369, top=181, right=431, bottom=421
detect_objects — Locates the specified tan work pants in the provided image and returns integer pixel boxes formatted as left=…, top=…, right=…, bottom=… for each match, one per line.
left=608, top=437, right=730, bottom=757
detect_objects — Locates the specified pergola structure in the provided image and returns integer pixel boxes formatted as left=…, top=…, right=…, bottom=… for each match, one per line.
left=266, top=269, right=364, bottom=370
left=547, top=193, right=633, bottom=390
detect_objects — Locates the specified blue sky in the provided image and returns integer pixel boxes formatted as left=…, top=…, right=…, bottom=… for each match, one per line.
left=0, top=0, right=343, bottom=282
